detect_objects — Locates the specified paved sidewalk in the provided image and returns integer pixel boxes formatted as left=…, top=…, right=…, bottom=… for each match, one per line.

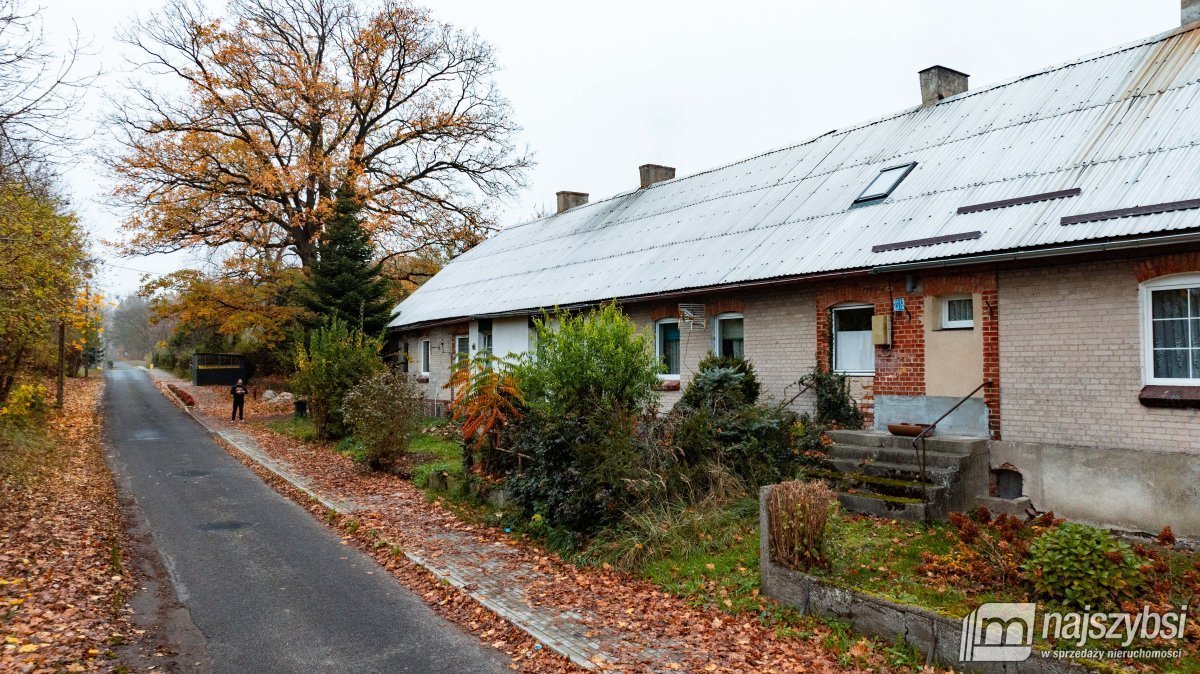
left=146, top=367, right=685, bottom=671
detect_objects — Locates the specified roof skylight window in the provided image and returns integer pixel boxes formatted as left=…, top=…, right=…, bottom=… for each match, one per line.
left=854, top=162, right=917, bottom=205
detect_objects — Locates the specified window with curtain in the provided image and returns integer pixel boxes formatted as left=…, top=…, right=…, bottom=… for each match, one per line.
left=1144, top=277, right=1200, bottom=384
left=832, top=306, right=875, bottom=374
left=420, top=339, right=431, bottom=374
left=715, top=314, right=744, bottom=358
left=657, top=320, right=681, bottom=376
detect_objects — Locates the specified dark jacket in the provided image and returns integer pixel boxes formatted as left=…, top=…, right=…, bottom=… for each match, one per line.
left=231, top=384, right=248, bottom=399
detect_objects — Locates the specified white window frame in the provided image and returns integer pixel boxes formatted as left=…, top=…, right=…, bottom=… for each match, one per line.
left=831, top=304, right=875, bottom=376
left=419, top=339, right=431, bottom=376
left=712, top=312, right=745, bottom=358
left=655, top=318, right=681, bottom=380
left=1140, top=273, right=1200, bottom=386
left=940, top=294, right=975, bottom=330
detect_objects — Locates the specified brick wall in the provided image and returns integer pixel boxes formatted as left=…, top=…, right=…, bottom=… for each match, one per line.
left=999, top=258, right=1200, bottom=454
left=813, top=271, right=998, bottom=433
left=625, top=287, right=818, bottom=412
left=397, top=324, right=464, bottom=415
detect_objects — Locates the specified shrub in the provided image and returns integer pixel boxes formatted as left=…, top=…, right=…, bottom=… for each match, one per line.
left=505, top=304, right=663, bottom=538
left=291, top=317, right=383, bottom=440
left=166, top=383, right=195, bottom=407
left=681, top=353, right=760, bottom=408
left=506, top=408, right=642, bottom=539
left=1023, top=522, right=1144, bottom=608
left=767, top=479, right=838, bottom=570
left=0, top=383, right=49, bottom=425
left=918, top=510, right=1056, bottom=591
left=794, top=366, right=863, bottom=428
left=791, top=413, right=834, bottom=469
left=447, top=351, right=523, bottom=472
left=514, top=304, right=661, bottom=418
left=669, top=356, right=799, bottom=490
left=342, top=367, right=424, bottom=471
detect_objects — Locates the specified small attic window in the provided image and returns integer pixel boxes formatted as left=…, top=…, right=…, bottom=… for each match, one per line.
left=854, top=162, right=917, bottom=205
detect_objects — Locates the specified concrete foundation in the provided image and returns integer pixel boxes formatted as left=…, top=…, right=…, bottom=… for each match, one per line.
left=873, top=394, right=989, bottom=437
left=990, top=441, right=1200, bottom=539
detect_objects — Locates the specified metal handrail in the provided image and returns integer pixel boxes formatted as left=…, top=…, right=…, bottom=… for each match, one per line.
left=911, top=380, right=992, bottom=523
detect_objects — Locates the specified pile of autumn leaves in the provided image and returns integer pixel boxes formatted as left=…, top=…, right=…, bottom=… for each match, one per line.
left=1, top=379, right=133, bottom=673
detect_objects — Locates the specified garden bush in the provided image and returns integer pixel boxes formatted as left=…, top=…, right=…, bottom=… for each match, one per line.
left=1023, top=522, right=1145, bottom=608
left=667, top=355, right=799, bottom=489
left=680, top=353, right=761, bottom=409
left=291, top=317, right=382, bottom=439
left=0, top=383, right=49, bottom=426
left=513, top=304, right=662, bottom=417
left=767, top=479, right=838, bottom=570
left=504, top=305, right=662, bottom=538
left=794, top=366, right=863, bottom=428
left=342, top=366, right=424, bottom=471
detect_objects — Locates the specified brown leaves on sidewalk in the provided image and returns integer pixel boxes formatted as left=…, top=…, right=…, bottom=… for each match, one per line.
left=172, top=380, right=877, bottom=673
left=1, top=378, right=135, bottom=673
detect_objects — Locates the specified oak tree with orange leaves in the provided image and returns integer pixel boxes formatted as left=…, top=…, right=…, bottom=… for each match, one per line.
left=109, top=0, right=529, bottom=273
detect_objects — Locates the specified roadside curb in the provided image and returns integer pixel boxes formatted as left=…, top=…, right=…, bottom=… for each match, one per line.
left=147, top=368, right=602, bottom=672
left=155, top=375, right=357, bottom=515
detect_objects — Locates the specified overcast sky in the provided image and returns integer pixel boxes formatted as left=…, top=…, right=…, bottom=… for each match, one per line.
left=39, top=0, right=1179, bottom=298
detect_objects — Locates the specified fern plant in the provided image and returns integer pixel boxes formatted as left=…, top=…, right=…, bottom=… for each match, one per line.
left=446, top=351, right=524, bottom=472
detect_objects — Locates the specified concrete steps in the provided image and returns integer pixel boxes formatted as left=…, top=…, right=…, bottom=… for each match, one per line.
left=813, top=430, right=990, bottom=522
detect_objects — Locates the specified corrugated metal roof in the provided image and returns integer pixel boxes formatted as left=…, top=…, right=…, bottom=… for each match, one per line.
left=391, top=22, right=1200, bottom=329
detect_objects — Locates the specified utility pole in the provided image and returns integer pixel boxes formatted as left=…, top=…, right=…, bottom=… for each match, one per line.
left=83, top=286, right=90, bottom=379
left=56, top=319, right=65, bottom=407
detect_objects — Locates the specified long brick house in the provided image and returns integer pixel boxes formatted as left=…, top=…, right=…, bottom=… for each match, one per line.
left=390, top=5, right=1200, bottom=539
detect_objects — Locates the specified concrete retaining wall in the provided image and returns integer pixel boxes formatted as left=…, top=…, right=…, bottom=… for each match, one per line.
left=758, top=487, right=1087, bottom=674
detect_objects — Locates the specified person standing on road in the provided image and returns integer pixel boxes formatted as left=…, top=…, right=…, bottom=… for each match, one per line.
left=231, top=379, right=248, bottom=422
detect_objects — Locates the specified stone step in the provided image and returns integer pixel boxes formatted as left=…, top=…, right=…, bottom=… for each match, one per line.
left=827, top=443, right=971, bottom=470
left=835, top=491, right=936, bottom=522
left=802, top=467, right=946, bottom=502
left=826, top=457, right=958, bottom=485
left=827, top=429, right=988, bottom=455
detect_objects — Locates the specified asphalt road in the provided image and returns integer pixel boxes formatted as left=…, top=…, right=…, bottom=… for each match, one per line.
left=102, top=364, right=509, bottom=673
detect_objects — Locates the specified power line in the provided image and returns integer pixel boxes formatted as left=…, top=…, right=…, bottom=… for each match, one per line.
left=96, top=259, right=171, bottom=277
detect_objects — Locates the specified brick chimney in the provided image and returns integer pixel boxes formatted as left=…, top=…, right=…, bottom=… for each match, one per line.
left=1185, top=0, right=1200, bottom=25
left=639, top=164, right=676, bottom=189
left=918, top=66, right=969, bottom=107
left=555, top=191, right=588, bottom=214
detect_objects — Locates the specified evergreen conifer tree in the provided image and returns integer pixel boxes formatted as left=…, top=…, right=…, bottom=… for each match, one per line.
left=300, top=191, right=395, bottom=335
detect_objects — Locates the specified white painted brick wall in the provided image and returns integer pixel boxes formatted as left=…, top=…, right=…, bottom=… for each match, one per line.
left=626, top=288, right=818, bottom=413
left=397, top=287, right=821, bottom=416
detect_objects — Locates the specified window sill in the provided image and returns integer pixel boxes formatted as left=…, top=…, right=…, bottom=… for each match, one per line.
left=1138, top=385, right=1200, bottom=408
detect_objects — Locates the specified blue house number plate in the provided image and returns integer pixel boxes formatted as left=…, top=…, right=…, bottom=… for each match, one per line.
left=892, top=297, right=906, bottom=312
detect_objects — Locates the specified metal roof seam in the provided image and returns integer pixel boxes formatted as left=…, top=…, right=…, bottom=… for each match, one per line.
left=390, top=24, right=1200, bottom=328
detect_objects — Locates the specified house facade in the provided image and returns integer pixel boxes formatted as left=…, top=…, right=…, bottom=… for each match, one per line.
left=390, top=8, right=1200, bottom=539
